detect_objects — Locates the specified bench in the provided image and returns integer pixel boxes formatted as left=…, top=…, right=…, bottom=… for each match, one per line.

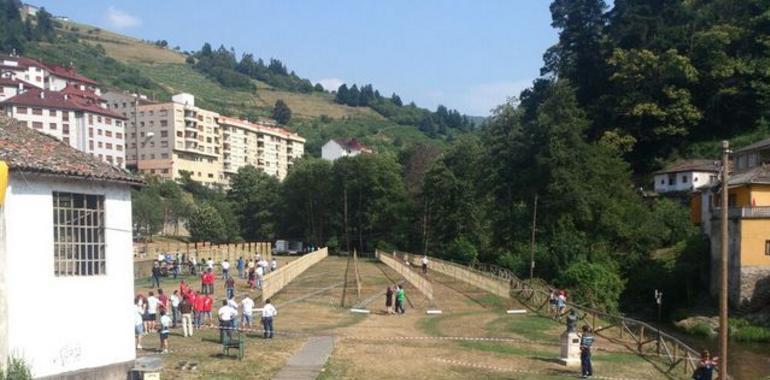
left=222, top=330, right=244, bottom=360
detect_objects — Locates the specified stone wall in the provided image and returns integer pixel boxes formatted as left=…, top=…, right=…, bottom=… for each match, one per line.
left=739, top=266, right=770, bottom=308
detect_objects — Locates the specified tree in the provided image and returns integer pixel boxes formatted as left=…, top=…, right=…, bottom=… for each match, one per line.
left=272, top=99, right=292, bottom=124
left=188, top=204, right=228, bottom=243
left=131, top=187, right=164, bottom=240
left=280, top=158, right=334, bottom=245
left=348, top=84, right=360, bottom=107
left=228, top=166, right=281, bottom=240
left=557, top=258, right=626, bottom=312
left=391, top=93, right=403, bottom=106
left=335, top=84, right=349, bottom=104
left=314, top=83, right=324, bottom=92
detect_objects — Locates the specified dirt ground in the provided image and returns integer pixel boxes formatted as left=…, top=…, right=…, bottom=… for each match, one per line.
left=134, top=256, right=675, bottom=380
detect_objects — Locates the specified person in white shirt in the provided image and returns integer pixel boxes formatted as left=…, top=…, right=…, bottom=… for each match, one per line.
left=421, top=255, right=429, bottom=275
left=218, top=300, right=238, bottom=342
left=206, top=258, right=214, bottom=270
left=170, top=291, right=181, bottom=328
left=145, top=291, right=160, bottom=333
left=159, top=310, right=172, bottom=353
left=190, top=255, right=198, bottom=275
left=221, top=259, right=231, bottom=279
left=256, top=265, right=265, bottom=289
left=134, top=305, right=144, bottom=349
left=158, top=253, right=165, bottom=262
left=261, top=299, right=278, bottom=339
left=241, top=296, right=255, bottom=328
left=270, top=258, right=277, bottom=272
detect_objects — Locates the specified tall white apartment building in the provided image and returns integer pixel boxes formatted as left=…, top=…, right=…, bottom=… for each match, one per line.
left=1, top=88, right=127, bottom=167
left=0, top=54, right=47, bottom=89
left=218, top=116, right=305, bottom=181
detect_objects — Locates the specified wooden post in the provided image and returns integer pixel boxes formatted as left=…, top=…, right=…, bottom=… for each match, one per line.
left=638, top=325, right=645, bottom=353
left=718, top=140, right=730, bottom=380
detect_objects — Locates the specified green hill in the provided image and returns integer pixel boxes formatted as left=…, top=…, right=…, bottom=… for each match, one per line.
left=17, top=19, right=462, bottom=154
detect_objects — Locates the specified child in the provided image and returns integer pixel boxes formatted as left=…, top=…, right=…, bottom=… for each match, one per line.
left=159, top=310, right=172, bottom=353
left=579, top=325, right=594, bottom=378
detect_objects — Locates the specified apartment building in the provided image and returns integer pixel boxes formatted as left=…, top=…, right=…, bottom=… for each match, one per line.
left=2, top=88, right=127, bottom=167
left=218, top=116, right=305, bottom=181
left=0, top=54, right=47, bottom=89
left=104, top=92, right=223, bottom=186
left=0, top=75, right=30, bottom=102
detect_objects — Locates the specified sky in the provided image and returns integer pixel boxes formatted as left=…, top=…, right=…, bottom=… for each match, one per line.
left=33, top=1, right=558, bottom=117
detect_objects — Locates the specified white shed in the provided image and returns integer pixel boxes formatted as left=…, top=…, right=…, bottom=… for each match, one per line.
left=0, top=117, right=143, bottom=379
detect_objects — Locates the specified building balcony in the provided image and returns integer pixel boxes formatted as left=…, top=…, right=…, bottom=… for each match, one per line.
left=711, top=206, right=770, bottom=219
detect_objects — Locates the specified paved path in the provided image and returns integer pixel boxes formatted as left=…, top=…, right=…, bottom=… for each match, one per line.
left=273, top=336, right=334, bottom=380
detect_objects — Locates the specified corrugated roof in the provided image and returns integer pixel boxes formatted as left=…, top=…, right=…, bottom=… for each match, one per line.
left=45, top=63, right=99, bottom=85
left=333, top=138, right=371, bottom=152
left=0, top=116, right=142, bottom=185
left=654, top=159, right=720, bottom=175
left=728, top=165, right=770, bottom=186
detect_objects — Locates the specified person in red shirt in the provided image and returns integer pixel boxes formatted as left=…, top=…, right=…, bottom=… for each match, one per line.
left=180, top=280, right=189, bottom=298
left=192, top=291, right=204, bottom=329
left=157, top=289, right=169, bottom=315
left=202, top=295, right=213, bottom=326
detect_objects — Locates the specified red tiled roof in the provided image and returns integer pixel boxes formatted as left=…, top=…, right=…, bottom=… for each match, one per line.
left=1, top=88, right=125, bottom=120
left=654, top=159, right=720, bottom=175
left=0, top=116, right=142, bottom=185
left=46, top=63, right=98, bottom=85
left=0, top=77, right=29, bottom=88
left=334, top=138, right=371, bottom=152
left=0, top=54, right=46, bottom=70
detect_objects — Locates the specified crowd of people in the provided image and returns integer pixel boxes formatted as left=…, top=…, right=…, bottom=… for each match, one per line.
left=135, top=253, right=280, bottom=354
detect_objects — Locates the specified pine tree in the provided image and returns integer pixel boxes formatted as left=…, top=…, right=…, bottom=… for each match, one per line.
left=272, top=99, right=292, bottom=124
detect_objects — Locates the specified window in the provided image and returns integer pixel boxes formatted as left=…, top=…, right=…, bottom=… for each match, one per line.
left=97, top=129, right=102, bottom=136
left=116, top=132, right=123, bottom=139
left=49, top=109, right=57, bottom=116
left=116, top=145, right=123, bottom=151
left=161, top=153, right=169, bottom=159
left=53, top=192, right=105, bottom=276
left=162, top=169, right=169, bottom=174
left=32, top=108, right=42, bottom=115
left=668, top=175, right=676, bottom=186
left=63, top=137, right=70, bottom=144
left=63, top=124, right=70, bottom=134
left=62, top=112, right=68, bottom=121
left=106, top=143, right=112, bottom=150
left=106, top=118, right=112, bottom=125
left=97, top=116, right=102, bottom=123
left=105, top=131, right=112, bottom=137
left=49, top=123, right=57, bottom=130
left=89, top=140, right=94, bottom=150
left=117, top=157, right=123, bottom=165
left=32, top=122, right=42, bottom=129
left=17, top=106, right=28, bottom=114
left=160, top=131, right=168, bottom=138
left=161, top=140, right=168, bottom=148
left=682, top=176, right=688, bottom=183
left=160, top=120, right=168, bottom=127
left=88, top=115, right=93, bottom=125
left=766, top=240, right=770, bottom=256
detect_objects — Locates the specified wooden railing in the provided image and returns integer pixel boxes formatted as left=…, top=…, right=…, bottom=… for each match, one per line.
left=376, top=250, right=434, bottom=302
left=261, top=247, right=328, bottom=301
left=132, top=241, right=272, bottom=280
left=403, top=253, right=705, bottom=379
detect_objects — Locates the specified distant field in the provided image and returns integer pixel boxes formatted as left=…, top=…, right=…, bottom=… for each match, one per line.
left=61, top=21, right=186, bottom=65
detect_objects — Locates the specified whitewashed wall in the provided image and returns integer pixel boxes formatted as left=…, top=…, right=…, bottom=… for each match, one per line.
left=653, top=171, right=717, bottom=193
left=3, top=173, right=135, bottom=378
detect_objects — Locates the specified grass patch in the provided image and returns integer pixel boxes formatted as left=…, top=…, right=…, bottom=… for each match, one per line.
left=317, top=355, right=350, bottom=380
left=730, top=318, right=770, bottom=343
left=688, top=322, right=715, bottom=338
left=417, top=312, right=476, bottom=337
left=485, top=315, right=561, bottom=342
left=457, top=340, right=551, bottom=357
left=593, top=352, right=646, bottom=363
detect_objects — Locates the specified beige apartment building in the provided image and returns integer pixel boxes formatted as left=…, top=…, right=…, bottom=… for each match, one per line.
left=104, top=92, right=305, bottom=185
left=218, top=116, right=305, bottom=181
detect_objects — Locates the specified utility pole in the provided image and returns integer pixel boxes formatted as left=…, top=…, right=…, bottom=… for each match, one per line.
left=719, top=140, right=730, bottom=380
left=529, top=193, right=538, bottom=280
left=344, top=188, right=350, bottom=254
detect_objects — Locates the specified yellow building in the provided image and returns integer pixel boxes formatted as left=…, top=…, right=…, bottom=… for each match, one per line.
left=699, top=142, right=770, bottom=307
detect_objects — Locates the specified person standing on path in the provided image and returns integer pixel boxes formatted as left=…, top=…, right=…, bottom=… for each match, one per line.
left=396, top=286, right=406, bottom=314
left=385, top=286, right=394, bottom=314
left=192, top=291, right=204, bottom=329
left=256, top=265, right=264, bottom=289
left=157, top=289, right=169, bottom=323
left=692, top=350, right=718, bottom=380
left=151, top=262, right=161, bottom=289
left=145, top=291, right=159, bottom=333
left=218, top=300, right=237, bottom=343
left=270, top=258, right=277, bottom=272
left=159, top=310, right=172, bottom=353
left=179, top=295, right=193, bottom=337
left=222, top=259, right=231, bottom=279
left=190, top=255, right=197, bottom=276
left=237, top=257, right=245, bottom=279
left=421, top=255, right=429, bottom=275
left=202, top=294, right=214, bottom=326
left=261, top=299, right=278, bottom=339
left=134, top=303, right=145, bottom=349
left=579, top=325, right=594, bottom=378
left=170, top=290, right=180, bottom=328
left=225, top=276, right=236, bottom=300
left=241, top=295, right=255, bottom=328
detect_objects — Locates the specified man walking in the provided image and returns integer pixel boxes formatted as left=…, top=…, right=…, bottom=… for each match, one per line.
left=421, top=255, right=429, bottom=275
left=145, top=291, right=159, bottom=333
left=579, top=325, right=594, bottom=378
left=261, top=299, right=278, bottom=339
left=225, top=276, right=236, bottom=300
left=237, top=256, right=245, bottom=279
left=151, top=262, right=161, bottom=289
left=396, top=286, right=406, bottom=314
left=179, top=295, right=194, bottom=337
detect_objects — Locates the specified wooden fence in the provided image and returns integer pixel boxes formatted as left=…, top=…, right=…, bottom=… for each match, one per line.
left=261, top=247, right=328, bottom=302
left=376, top=250, right=434, bottom=302
left=418, top=255, right=510, bottom=299
left=394, top=250, right=705, bottom=378
left=133, top=241, right=272, bottom=280
left=468, top=260, right=704, bottom=378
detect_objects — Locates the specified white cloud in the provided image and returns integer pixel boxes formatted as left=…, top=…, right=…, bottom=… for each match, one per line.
left=463, top=80, right=532, bottom=116
left=314, top=78, right=345, bottom=92
left=105, top=6, right=141, bottom=29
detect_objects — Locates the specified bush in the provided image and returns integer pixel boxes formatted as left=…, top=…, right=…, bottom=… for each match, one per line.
left=325, top=236, right=339, bottom=253
left=730, top=318, right=770, bottom=343
left=445, top=237, right=478, bottom=265
left=557, top=258, right=626, bottom=312
left=3, top=356, right=32, bottom=380
left=688, top=322, right=715, bottom=337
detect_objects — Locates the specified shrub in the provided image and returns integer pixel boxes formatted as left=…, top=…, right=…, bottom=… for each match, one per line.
left=445, top=237, right=478, bottom=265
left=3, top=356, right=32, bottom=380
